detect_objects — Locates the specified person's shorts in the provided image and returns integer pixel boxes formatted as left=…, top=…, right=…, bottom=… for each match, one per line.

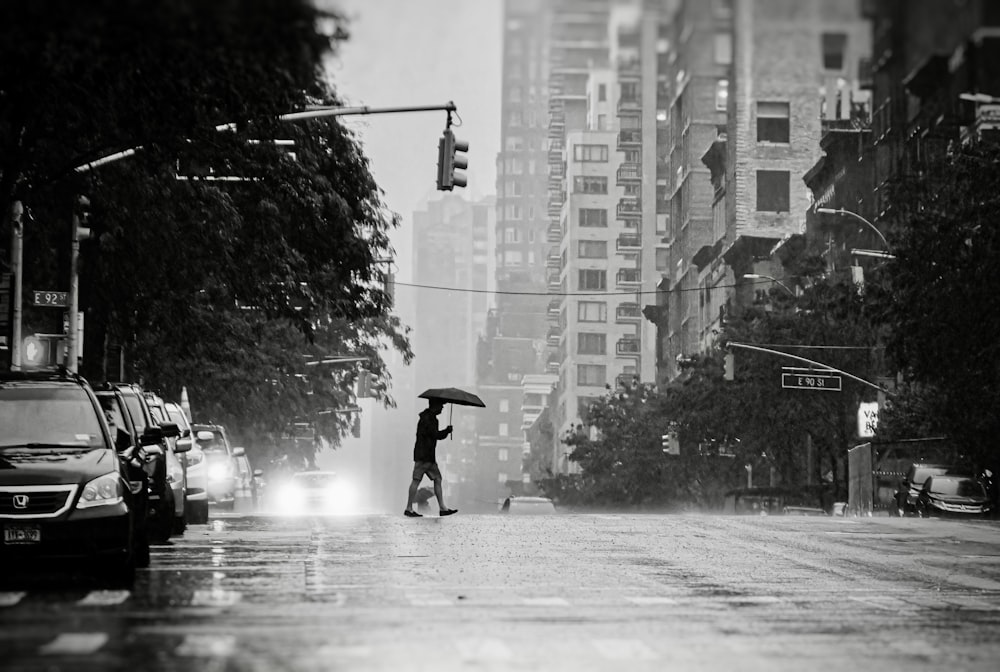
left=412, top=461, right=442, bottom=482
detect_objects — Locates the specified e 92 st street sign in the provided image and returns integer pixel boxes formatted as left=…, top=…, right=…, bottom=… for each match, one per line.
left=781, top=367, right=842, bottom=392
left=32, top=290, right=68, bottom=308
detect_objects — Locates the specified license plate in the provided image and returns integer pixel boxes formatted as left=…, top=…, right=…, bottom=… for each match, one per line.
left=4, top=524, right=41, bottom=544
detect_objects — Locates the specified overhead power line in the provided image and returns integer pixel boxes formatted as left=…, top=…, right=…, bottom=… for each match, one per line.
left=392, top=279, right=759, bottom=297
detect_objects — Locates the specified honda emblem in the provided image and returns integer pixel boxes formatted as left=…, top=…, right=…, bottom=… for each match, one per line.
left=12, top=494, right=29, bottom=509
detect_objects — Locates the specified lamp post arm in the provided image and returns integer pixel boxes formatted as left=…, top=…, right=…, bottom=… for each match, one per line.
left=727, top=341, right=894, bottom=396
left=823, top=208, right=890, bottom=251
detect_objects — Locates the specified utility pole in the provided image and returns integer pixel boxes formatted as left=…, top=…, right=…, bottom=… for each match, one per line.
left=9, top=200, right=24, bottom=370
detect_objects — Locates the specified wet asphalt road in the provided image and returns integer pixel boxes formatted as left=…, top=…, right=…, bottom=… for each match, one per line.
left=1, top=512, right=999, bottom=671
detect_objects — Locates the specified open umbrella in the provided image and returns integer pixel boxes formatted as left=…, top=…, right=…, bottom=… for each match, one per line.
left=418, top=387, right=486, bottom=440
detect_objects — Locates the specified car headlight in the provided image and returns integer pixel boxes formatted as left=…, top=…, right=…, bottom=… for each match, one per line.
left=208, top=462, right=233, bottom=481
left=77, top=473, right=124, bottom=509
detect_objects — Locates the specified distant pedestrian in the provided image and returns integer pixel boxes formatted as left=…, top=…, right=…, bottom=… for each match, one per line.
left=404, top=399, right=457, bottom=517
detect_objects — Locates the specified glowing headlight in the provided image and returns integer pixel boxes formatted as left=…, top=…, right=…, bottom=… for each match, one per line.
left=208, top=462, right=233, bottom=481
left=77, top=473, right=124, bottom=509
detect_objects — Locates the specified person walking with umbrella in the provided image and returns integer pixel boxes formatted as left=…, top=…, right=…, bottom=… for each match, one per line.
left=405, top=399, right=457, bottom=517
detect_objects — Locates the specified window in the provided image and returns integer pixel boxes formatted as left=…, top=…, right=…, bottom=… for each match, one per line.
left=579, top=208, right=608, bottom=227
left=757, top=102, right=790, bottom=143
left=499, top=399, right=509, bottom=413
left=577, top=332, right=606, bottom=355
left=578, top=301, right=607, bottom=322
left=756, top=171, right=790, bottom=212
left=499, top=448, right=509, bottom=461
left=598, top=83, right=607, bottom=101
left=715, top=79, right=728, bottom=111
left=573, top=176, right=608, bottom=194
left=822, top=32, right=847, bottom=70
left=504, top=228, right=522, bottom=243
left=498, top=472, right=508, bottom=484
left=656, top=248, right=669, bottom=271
left=714, top=31, right=732, bottom=64
left=577, top=364, right=607, bottom=387
left=578, top=240, right=607, bottom=258
left=573, top=144, right=609, bottom=162
left=578, top=269, right=606, bottom=291
left=499, top=422, right=508, bottom=437
left=597, top=114, right=607, bottom=130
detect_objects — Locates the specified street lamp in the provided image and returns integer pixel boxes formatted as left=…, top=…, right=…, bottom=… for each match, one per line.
left=850, top=248, right=896, bottom=260
left=816, top=207, right=890, bottom=252
left=742, top=273, right=794, bottom=297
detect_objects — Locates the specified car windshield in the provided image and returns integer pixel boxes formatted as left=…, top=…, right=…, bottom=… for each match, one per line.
left=913, top=466, right=950, bottom=484
left=931, top=478, right=986, bottom=498
left=198, top=431, right=229, bottom=454
left=293, top=473, right=337, bottom=488
left=165, top=405, right=189, bottom=430
left=0, top=387, right=105, bottom=448
left=122, top=395, right=149, bottom=432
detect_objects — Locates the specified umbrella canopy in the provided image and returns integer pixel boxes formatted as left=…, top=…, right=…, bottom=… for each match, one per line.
left=418, top=387, right=486, bottom=408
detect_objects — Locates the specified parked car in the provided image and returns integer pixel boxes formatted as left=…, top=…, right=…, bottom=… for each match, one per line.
left=1, top=369, right=145, bottom=585
left=143, top=392, right=190, bottom=533
left=93, top=385, right=153, bottom=567
left=895, top=463, right=973, bottom=516
left=192, top=424, right=238, bottom=511
left=916, top=475, right=992, bottom=518
left=165, top=401, right=209, bottom=525
left=114, top=384, right=180, bottom=542
left=499, top=496, right=557, bottom=515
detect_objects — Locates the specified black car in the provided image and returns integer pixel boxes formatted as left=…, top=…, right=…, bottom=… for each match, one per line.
left=894, top=462, right=973, bottom=516
left=916, top=475, right=992, bottom=518
left=0, top=369, right=144, bottom=585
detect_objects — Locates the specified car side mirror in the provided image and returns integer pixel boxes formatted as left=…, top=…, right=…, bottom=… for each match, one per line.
left=141, top=426, right=164, bottom=446
left=253, top=469, right=263, bottom=477
left=144, top=445, right=164, bottom=457
left=233, top=446, right=245, bottom=456
left=180, top=427, right=191, bottom=438
left=196, top=430, right=215, bottom=441
left=158, top=421, right=180, bottom=439
left=174, top=437, right=193, bottom=454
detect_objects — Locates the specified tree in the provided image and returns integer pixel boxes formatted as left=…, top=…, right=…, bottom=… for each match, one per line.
left=0, top=1, right=412, bottom=456
left=877, top=140, right=1000, bottom=470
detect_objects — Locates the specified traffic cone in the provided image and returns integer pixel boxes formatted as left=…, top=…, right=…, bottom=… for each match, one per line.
left=181, top=386, right=192, bottom=423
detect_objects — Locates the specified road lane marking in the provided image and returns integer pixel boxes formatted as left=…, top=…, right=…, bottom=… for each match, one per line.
left=175, top=634, right=236, bottom=657
left=78, top=590, right=130, bottom=606
left=39, top=633, right=108, bottom=655
left=455, top=638, right=513, bottom=660
left=719, top=595, right=781, bottom=605
left=0, top=592, right=26, bottom=607
left=522, top=597, right=569, bottom=606
left=593, top=638, right=659, bottom=660
left=626, top=596, right=678, bottom=605
left=407, top=593, right=453, bottom=606
left=191, top=589, right=242, bottom=607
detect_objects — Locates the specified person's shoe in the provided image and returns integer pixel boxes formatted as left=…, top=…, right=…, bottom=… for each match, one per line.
left=439, top=508, right=458, bottom=516
left=404, top=510, right=423, bottom=518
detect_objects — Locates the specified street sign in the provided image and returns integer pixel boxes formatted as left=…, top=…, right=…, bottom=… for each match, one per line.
left=781, top=367, right=842, bottom=392
left=32, top=290, right=68, bottom=308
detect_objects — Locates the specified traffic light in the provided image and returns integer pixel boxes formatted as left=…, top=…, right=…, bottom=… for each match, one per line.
left=661, top=431, right=680, bottom=456
left=73, top=195, right=92, bottom=242
left=436, top=128, right=469, bottom=191
left=724, top=352, right=735, bottom=381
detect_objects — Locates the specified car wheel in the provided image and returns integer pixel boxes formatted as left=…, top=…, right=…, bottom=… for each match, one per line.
left=173, top=514, right=187, bottom=536
left=149, top=488, right=175, bottom=543
left=135, top=536, right=151, bottom=569
left=97, top=551, right=136, bottom=588
left=187, top=500, right=210, bottom=525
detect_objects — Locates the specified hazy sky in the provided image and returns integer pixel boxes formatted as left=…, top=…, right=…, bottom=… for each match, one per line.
left=323, top=1, right=503, bottom=281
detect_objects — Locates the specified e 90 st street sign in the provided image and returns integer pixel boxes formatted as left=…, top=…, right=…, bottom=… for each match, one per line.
left=781, top=367, right=842, bottom=392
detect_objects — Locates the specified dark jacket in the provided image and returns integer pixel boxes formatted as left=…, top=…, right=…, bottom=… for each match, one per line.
left=413, top=408, right=449, bottom=462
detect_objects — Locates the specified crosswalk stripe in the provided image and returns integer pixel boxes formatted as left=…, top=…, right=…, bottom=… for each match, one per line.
left=0, top=592, right=26, bottom=607
left=78, top=590, right=130, bottom=606
left=39, top=633, right=108, bottom=655
left=175, top=634, right=237, bottom=657
left=191, top=589, right=242, bottom=607
left=626, top=596, right=678, bottom=605
left=455, top=638, right=513, bottom=660
left=407, top=594, right=453, bottom=606
left=522, top=597, right=569, bottom=606
left=594, top=638, right=659, bottom=660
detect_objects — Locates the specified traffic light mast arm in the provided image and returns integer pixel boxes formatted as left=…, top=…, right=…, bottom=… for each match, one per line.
left=76, top=102, right=461, bottom=173
left=726, top=341, right=893, bottom=396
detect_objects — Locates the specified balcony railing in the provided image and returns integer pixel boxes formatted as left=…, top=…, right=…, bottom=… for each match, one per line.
left=547, top=328, right=561, bottom=346
left=617, top=97, right=641, bottom=114
left=616, top=337, right=641, bottom=356
left=616, top=302, right=641, bottom=321
left=546, top=253, right=561, bottom=269
left=616, top=268, right=641, bottom=286
left=617, top=129, right=642, bottom=148
left=616, top=163, right=641, bottom=183
left=616, top=233, right=641, bottom=251
left=617, top=198, right=641, bottom=218
left=547, top=225, right=562, bottom=243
